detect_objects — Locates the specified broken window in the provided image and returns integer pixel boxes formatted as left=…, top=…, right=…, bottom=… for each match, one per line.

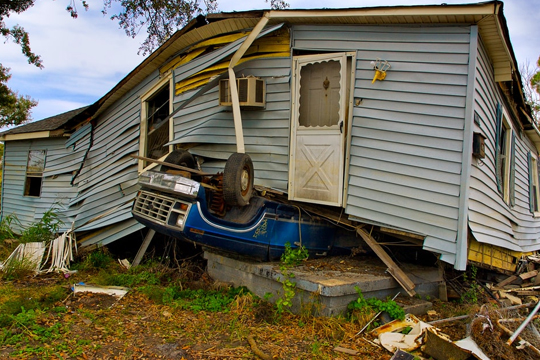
left=24, top=150, right=46, bottom=197
left=141, top=79, right=172, bottom=168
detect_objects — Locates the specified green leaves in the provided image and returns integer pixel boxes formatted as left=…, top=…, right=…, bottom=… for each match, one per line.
left=348, top=286, right=405, bottom=321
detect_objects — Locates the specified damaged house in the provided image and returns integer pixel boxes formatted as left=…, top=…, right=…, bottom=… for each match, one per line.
left=1, top=1, right=539, bottom=274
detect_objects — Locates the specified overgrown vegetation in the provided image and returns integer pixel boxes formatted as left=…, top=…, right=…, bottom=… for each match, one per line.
left=348, top=286, right=405, bottom=328
left=1, top=216, right=532, bottom=359
left=275, top=242, right=309, bottom=314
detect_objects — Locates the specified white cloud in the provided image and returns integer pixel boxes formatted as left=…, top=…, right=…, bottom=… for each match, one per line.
left=2, top=0, right=539, bottom=121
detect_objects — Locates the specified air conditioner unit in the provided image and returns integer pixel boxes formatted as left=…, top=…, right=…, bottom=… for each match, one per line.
left=219, top=77, right=265, bottom=108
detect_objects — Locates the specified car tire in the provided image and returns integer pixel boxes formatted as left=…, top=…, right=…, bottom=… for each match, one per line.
left=161, top=149, right=196, bottom=172
left=223, top=153, right=254, bottom=207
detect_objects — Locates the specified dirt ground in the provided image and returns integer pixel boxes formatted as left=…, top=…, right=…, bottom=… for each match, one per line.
left=1, top=252, right=539, bottom=359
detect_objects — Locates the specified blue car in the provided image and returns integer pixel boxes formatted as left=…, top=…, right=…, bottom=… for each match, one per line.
left=132, top=168, right=349, bottom=261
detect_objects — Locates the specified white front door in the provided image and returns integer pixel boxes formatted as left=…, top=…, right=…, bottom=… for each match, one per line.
left=289, top=53, right=348, bottom=206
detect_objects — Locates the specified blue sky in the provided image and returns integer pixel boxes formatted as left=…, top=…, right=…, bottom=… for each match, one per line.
left=2, top=0, right=539, bottom=122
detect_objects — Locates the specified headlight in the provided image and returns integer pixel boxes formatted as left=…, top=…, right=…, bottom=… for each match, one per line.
left=176, top=217, right=184, bottom=227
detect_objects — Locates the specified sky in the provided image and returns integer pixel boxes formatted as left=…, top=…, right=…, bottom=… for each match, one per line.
left=2, top=0, right=540, bottom=122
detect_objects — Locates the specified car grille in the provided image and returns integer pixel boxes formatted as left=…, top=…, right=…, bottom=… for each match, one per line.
left=133, top=190, right=175, bottom=224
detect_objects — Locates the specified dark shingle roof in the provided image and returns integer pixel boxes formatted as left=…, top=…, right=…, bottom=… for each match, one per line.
left=0, top=106, right=90, bottom=136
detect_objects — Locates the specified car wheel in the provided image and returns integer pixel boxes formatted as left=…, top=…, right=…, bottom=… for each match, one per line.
left=161, top=149, right=196, bottom=172
left=223, top=153, right=254, bottom=207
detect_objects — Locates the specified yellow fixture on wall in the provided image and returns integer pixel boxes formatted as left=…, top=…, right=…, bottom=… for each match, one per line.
left=370, top=58, right=391, bottom=84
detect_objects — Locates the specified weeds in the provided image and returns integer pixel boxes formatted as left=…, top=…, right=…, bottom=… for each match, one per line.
left=461, top=265, right=482, bottom=304
left=348, top=286, right=405, bottom=328
left=0, top=257, right=38, bottom=281
left=0, top=214, right=21, bottom=241
left=276, top=242, right=308, bottom=314
left=20, top=208, right=63, bottom=243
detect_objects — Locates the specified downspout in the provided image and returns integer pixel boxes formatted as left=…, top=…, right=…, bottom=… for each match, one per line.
left=455, top=25, right=479, bottom=271
left=227, top=14, right=270, bottom=154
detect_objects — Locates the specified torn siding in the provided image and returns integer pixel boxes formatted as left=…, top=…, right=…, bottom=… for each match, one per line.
left=171, top=57, right=291, bottom=190
left=62, top=75, right=157, bottom=245
left=302, top=25, right=473, bottom=262
left=469, top=37, right=540, bottom=253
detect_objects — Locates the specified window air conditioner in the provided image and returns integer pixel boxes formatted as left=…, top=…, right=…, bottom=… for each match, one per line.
left=219, top=77, right=265, bottom=108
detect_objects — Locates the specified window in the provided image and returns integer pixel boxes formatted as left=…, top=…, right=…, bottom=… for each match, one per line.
left=495, top=103, right=515, bottom=205
left=529, top=153, right=540, bottom=214
left=140, top=77, right=172, bottom=169
left=24, top=150, right=46, bottom=197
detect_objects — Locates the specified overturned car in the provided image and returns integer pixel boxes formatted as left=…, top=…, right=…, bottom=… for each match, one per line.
left=131, top=150, right=355, bottom=261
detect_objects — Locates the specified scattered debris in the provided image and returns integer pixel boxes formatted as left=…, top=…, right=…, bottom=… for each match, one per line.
left=40, top=228, right=77, bottom=273
left=334, top=346, right=359, bottom=355
left=0, top=241, right=46, bottom=272
left=247, top=335, right=272, bottom=360
left=73, top=283, right=129, bottom=300
left=422, top=328, right=480, bottom=360
left=389, top=349, right=415, bottom=360
left=0, top=228, right=77, bottom=274
left=370, top=314, right=433, bottom=352
left=118, top=258, right=131, bottom=269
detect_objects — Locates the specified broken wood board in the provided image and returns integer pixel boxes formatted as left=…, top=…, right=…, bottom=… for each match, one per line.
left=496, top=275, right=519, bottom=288
left=357, top=228, right=416, bottom=296
left=468, top=238, right=531, bottom=273
left=422, top=329, right=474, bottom=360
left=130, top=154, right=213, bottom=176
left=73, top=284, right=129, bottom=299
left=520, top=270, right=538, bottom=280
left=333, top=346, right=359, bottom=355
left=379, top=226, right=424, bottom=246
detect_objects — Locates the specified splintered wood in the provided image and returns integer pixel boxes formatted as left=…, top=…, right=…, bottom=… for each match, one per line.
left=356, top=228, right=416, bottom=297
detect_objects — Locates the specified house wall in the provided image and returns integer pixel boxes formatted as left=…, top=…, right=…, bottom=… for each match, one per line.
left=63, top=73, right=157, bottom=246
left=0, top=72, right=156, bottom=246
left=171, top=57, right=292, bottom=190
left=468, top=37, right=540, bottom=253
left=2, top=138, right=79, bottom=231
left=291, top=24, right=472, bottom=264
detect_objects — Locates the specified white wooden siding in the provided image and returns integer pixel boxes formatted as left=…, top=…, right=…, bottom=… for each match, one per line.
left=171, top=57, right=292, bottom=191
left=469, top=37, right=540, bottom=252
left=292, top=24, right=471, bottom=261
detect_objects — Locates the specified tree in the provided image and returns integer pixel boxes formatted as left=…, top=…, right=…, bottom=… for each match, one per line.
left=0, top=65, right=37, bottom=127
left=0, top=0, right=41, bottom=127
left=1, top=0, right=289, bottom=125
left=521, top=57, right=540, bottom=124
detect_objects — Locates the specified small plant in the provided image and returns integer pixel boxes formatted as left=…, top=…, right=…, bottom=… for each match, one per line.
left=348, top=287, right=405, bottom=324
left=461, top=265, right=482, bottom=304
left=275, top=242, right=309, bottom=314
left=20, top=208, right=63, bottom=243
left=0, top=214, right=21, bottom=242
left=171, top=287, right=249, bottom=312
left=0, top=257, right=37, bottom=281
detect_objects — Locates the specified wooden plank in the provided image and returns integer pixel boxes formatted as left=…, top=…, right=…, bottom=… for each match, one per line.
left=132, top=229, right=156, bottom=267
left=333, top=346, right=359, bottom=355
left=496, top=275, right=519, bottom=288
left=130, top=154, right=214, bottom=176
left=519, top=270, right=538, bottom=280
left=356, top=228, right=416, bottom=296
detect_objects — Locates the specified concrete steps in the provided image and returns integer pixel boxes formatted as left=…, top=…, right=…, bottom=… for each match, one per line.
left=205, top=251, right=442, bottom=317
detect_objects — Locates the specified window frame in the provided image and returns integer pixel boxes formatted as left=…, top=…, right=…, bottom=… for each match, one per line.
left=138, top=74, right=174, bottom=172
left=24, top=150, right=46, bottom=197
left=495, top=106, right=515, bottom=206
